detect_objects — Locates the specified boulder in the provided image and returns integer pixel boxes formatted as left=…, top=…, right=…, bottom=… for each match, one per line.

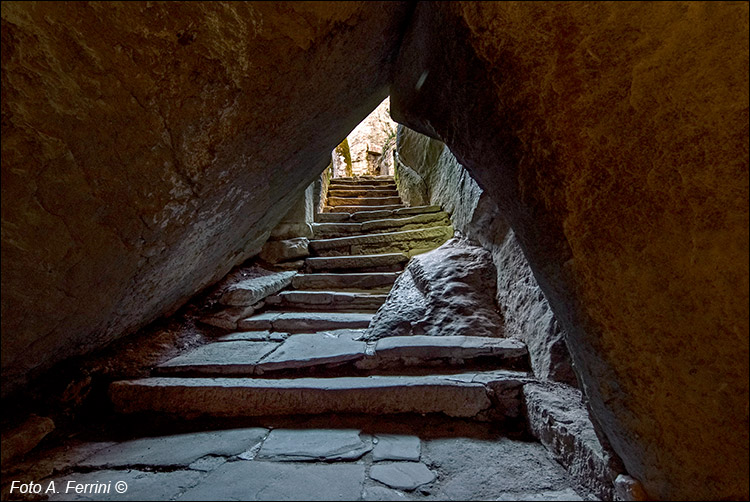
left=365, top=238, right=504, bottom=340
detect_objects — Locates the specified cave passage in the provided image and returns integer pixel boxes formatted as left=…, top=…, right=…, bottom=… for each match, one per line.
left=2, top=3, right=746, bottom=501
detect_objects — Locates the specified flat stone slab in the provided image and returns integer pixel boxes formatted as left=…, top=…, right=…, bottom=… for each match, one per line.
left=373, top=336, right=529, bottom=366
left=325, top=204, right=404, bottom=213
left=109, top=372, right=528, bottom=419
left=215, top=331, right=289, bottom=342
left=316, top=211, right=352, bottom=223
left=495, top=489, right=584, bottom=501
left=373, top=435, right=421, bottom=462
left=328, top=196, right=402, bottom=207
left=310, top=226, right=453, bottom=254
left=220, top=271, right=295, bottom=307
left=257, top=429, right=372, bottom=461
left=349, top=205, right=442, bottom=222
left=48, top=469, right=204, bottom=501
left=313, top=213, right=450, bottom=239
left=293, top=272, right=400, bottom=290
left=328, top=189, right=399, bottom=197
left=268, top=290, right=387, bottom=311
left=177, top=461, right=365, bottom=501
left=79, top=428, right=268, bottom=468
left=305, top=253, right=408, bottom=272
left=156, top=341, right=279, bottom=375
left=370, top=462, right=436, bottom=491
left=256, top=332, right=367, bottom=372
left=238, top=312, right=374, bottom=332
left=200, top=304, right=259, bottom=330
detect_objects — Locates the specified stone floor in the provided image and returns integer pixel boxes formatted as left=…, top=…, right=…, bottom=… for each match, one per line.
left=0, top=177, right=599, bottom=501
left=2, top=415, right=591, bottom=501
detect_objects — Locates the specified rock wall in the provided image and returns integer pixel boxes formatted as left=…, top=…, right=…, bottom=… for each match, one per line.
left=390, top=2, right=749, bottom=499
left=346, top=97, right=397, bottom=176
left=395, top=126, right=577, bottom=386
left=1, top=1, right=411, bottom=396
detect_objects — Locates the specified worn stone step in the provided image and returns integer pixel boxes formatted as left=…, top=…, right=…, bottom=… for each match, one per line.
left=110, top=370, right=529, bottom=420
left=156, top=332, right=367, bottom=376
left=154, top=334, right=529, bottom=377
left=324, top=204, right=404, bottom=213
left=310, top=226, right=454, bottom=257
left=328, top=185, right=397, bottom=192
left=353, top=205, right=443, bottom=221
left=305, top=253, right=408, bottom=272
left=328, top=189, right=399, bottom=198
left=327, top=196, right=403, bottom=207
left=362, top=336, right=530, bottom=371
left=313, top=212, right=451, bottom=239
left=266, top=290, right=388, bottom=312
left=238, top=311, right=374, bottom=332
left=330, top=177, right=394, bottom=184
left=293, top=272, right=400, bottom=290
left=314, top=205, right=442, bottom=223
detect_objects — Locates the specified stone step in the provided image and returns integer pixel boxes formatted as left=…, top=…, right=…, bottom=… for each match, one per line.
left=266, top=290, right=388, bottom=312
left=310, top=226, right=454, bottom=257
left=328, top=184, right=397, bottom=192
left=328, top=189, right=399, bottom=198
left=324, top=204, right=404, bottom=213
left=156, top=332, right=367, bottom=376
left=313, top=212, right=451, bottom=239
left=314, top=205, right=443, bottom=223
left=293, top=272, right=400, bottom=290
left=330, top=176, right=396, bottom=184
left=154, top=334, right=529, bottom=377
left=305, top=253, right=408, bottom=272
left=329, top=182, right=397, bottom=189
left=327, top=196, right=403, bottom=207
left=110, top=370, right=529, bottom=420
left=238, top=311, right=374, bottom=332
left=351, top=205, right=443, bottom=222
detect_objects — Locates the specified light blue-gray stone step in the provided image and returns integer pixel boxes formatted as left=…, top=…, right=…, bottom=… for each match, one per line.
left=110, top=371, right=529, bottom=419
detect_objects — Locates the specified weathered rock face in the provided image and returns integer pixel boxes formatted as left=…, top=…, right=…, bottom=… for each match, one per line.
left=391, top=2, right=749, bottom=499
left=346, top=97, right=397, bottom=176
left=1, top=1, right=411, bottom=396
left=365, top=238, right=504, bottom=341
left=395, top=126, right=576, bottom=386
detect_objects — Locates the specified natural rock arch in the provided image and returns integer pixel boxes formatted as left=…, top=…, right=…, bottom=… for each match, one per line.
left=1, top=2, right=747, bottom=500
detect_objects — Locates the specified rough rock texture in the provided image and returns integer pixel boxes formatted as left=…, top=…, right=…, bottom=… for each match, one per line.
left=269, top=184, right=315, bottom=240
left=259, top=237, right=310, bottom=264
left=365, top=238, right=504, bottom=340
left=396, top=126, right=576, bottom=385
left=0, top=415, right=55, bottom=466
left=1, top=1, right=411, bottom=396
left=523, top=382, right=621, bottom=500
left=220, top=271, right=295, bottom=307
left=346, top=97, right=398, bottom=176
left=391, top=3, right=749, bottom=499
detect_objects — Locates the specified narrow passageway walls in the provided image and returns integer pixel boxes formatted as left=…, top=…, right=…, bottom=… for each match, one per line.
left=2, top=2, right=747, bottom=499
left=390, top=2, right=748, bottom=499
left=394, top=126, right=577, bottom=387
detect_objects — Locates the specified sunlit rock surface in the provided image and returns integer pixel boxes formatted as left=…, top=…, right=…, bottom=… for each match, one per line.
left=366, top=238, right=504, bottom=341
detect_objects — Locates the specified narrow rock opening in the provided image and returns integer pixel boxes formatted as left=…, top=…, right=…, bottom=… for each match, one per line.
left=2, top=3, right=746, bottom=501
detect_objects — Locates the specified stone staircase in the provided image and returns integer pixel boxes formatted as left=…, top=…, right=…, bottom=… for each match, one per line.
left=109, top=176, right=532, bottom=423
